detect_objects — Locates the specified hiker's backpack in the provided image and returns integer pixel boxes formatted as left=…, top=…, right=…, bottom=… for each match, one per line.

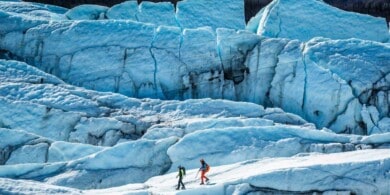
left=205, top=163, right=210, bottom=172
left=181, top=166, right=186, bottom=176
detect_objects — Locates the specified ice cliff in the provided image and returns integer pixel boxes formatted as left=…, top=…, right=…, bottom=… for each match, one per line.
left=1, top=0, right=389, bottom=135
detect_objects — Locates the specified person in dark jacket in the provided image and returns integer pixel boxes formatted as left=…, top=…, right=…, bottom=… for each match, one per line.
left=176, top=165, right=186, bottom=190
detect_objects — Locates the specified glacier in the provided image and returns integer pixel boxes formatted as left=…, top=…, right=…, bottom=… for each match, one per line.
left=0, top=0, right=390, bottom=194
left=0, top=58, right=389, bottom=192
left=0, top=0, right=389, bottom=134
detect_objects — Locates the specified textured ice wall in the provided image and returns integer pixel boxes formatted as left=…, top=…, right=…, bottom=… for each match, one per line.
left=0, top=1, right=389, bottom=134
left=1, top=17, right=388, bottom=134
left=247, top=0, right=389, bottom=42
left=0, top=58, right=389, bottom=189
left=78, top=0, right=246, bottom=30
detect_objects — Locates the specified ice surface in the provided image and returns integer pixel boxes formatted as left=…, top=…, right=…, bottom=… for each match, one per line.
left=0, top=178, right=82, bottom=195
left=49, top=138, right=175, bottom=189
left=75, top=138, right=176, bottom=170
left=0, top=128, right=53, bottom=165
left=0, top=60, right=63, bottom=84
left=0, top=97, right=82, bottom=140
left=69, top=117, right=126, bottom=146
left=1, top=58, right=388, bottom=190
left=1, top=2, right=388, bottom=134
left=1, top=150, right=389, bottom=194
left=182, top=117, right=274, bottom=134
left=0, top=1, right=390, bottom=193
left=248, top=0, right=389, bottom=42
left=137, top=1, right=177, bottom=27
left=167, top=125, right=361, bottom=171
left=6, top=143, right=48, bottom=165
left=176, top=0, right=245, bottom=30
left=65, top=5, right=108, bottom=20
left=305, top=38, right=390, bottom=97
left=0, top=128, right=42, bottom=149
left=0, top=1, right=67, bottom=15
left=48, top=141, right=104, bottom=163
left=142, top=127, right=184, bottom=140
left=106, top=1, right=138, bottom=20
left=0, top=9, right=48, bottom=33
left=142, top=149, right=390, bottom=194
left=2, top=12, right=387, bottom=134
left=105, top=0, right=245, bottom=30
left=0, top=138, right=177, bottom=189
left=0, top=1, right=67, bottom=20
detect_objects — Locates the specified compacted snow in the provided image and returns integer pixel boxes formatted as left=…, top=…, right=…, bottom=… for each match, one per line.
left=0, top=0, right=389, bottom=194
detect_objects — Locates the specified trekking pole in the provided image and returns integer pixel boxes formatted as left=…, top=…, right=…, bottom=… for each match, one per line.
left=195, top=170, right=199, bottom=179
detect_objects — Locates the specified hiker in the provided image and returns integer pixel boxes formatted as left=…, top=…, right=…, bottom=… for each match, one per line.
left=176, top=165, right=186, bottom=190
left=198, top=159, right=210, bottom=185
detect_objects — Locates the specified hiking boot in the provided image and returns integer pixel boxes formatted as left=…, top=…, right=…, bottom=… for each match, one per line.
left=200, top=182, right=204, bottom=185
left=181, top=187, right=186, bottom=190
left=206, top=178, right=209, bottom=182
left=176, top=187, right=180, bottom=190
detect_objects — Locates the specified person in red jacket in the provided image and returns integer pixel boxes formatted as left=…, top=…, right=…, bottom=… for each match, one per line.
left=199, top=159, right=210, bottom=185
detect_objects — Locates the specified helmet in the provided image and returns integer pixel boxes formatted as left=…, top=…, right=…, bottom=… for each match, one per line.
left=200, top=159, right=204, bottom=162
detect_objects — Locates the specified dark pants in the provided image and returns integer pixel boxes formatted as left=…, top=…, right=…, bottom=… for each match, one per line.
left=177, top=176, right=185, bottom=189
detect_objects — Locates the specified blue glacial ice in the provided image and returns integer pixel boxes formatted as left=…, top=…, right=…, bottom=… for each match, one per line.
left=0, top=0, right=389, bottom=193
left=247, top=0, right=389, bottom=42
left=1, top=11, right=388, bottom=134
